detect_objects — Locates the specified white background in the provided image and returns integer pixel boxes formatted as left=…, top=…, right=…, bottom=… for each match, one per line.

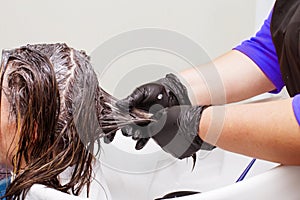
left=0, top=0, right=274, bottom=59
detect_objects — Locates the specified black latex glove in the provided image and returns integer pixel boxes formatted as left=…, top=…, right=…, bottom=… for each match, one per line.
left=116, top=73, right=192, bottom=149
left=143, top=105, right=215, bottom=159
left=102, top=120, right=118, bottom=144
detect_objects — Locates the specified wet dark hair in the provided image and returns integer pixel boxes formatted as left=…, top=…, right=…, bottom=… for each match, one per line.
left=0, top=43, right=151, bottom=200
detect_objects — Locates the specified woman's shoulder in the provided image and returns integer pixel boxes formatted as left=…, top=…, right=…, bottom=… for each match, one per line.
left=25, top=184, right=88, bottom=200
left=26, top=160, right=111, bottom=200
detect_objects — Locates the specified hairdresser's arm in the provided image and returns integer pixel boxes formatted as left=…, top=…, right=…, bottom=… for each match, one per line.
left=199, top=98, right=300, bottom=165
left=180, top=50, right=276, bottom=105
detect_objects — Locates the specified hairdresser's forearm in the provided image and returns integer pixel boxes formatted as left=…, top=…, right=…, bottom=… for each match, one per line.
left=199, top=98, right=300, bottom=165
left=180, top=50, right=275, bottom=105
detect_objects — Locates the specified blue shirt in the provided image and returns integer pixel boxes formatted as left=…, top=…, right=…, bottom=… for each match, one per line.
left=234, top=10, right=300, bottom=125
left=0, top=177, right=10, bottom=200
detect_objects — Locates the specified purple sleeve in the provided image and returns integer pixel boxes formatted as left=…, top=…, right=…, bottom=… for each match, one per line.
left=234, top=10, right=285, bottom=93
left=234, top=10, right=300, bottom=126
left=292, top=95, right=300, bottom=126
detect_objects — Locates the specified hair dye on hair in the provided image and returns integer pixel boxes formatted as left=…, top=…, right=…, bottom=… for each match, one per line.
left=0, top=43, right=151, bottom=200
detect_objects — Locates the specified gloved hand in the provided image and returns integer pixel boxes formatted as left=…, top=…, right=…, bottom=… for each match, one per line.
left=116, top=73, right=192, bottom=149
left=139, top=105, right=215, bottom=159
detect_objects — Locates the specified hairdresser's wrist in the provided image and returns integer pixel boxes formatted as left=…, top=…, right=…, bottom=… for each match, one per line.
left=198, top=106, right=214, bottom=145
left=175, top=73, right=197, bottom=105
left=179, top=69, right=211, bottom=106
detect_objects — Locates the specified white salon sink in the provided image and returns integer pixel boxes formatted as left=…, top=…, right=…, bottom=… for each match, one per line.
left=100, top=137, right=285, bottom=200
left=164, top=165, right=300, bottom=200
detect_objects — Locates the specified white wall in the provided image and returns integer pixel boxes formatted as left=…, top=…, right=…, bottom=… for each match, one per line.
left=255, top=0, right=276, bottom=31
left=0, top=0, right=257, bottom=59
left=0, top=0, right=261, bottom=100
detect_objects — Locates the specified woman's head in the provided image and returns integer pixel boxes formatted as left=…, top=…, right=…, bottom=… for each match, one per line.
left=0, top=44, right=101, bottom=199
left=0, top=43, right=152, bottom=200
left=0, top=88, right=18, bottom=167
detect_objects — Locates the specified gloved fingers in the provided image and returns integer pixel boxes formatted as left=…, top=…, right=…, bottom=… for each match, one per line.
left=121, top=124, right=150, bottom=150
left=132, top=128, right=142, bottom=140
left=121, top=126, right=133, bottom=137
left=116, top=87, right=145, bottom=111
left=117, top=83, right=170, bottom=112
left=103, top=131, right=116, bottom=144
left=121, top=125, right=143, bottom=139
left=135, top=138, right=150, bottom=150
left=121, top=125, right=148, bottom=141
left=148, top=108, right=169, bottom=137
left=122, top=125, right=150, bottom=150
